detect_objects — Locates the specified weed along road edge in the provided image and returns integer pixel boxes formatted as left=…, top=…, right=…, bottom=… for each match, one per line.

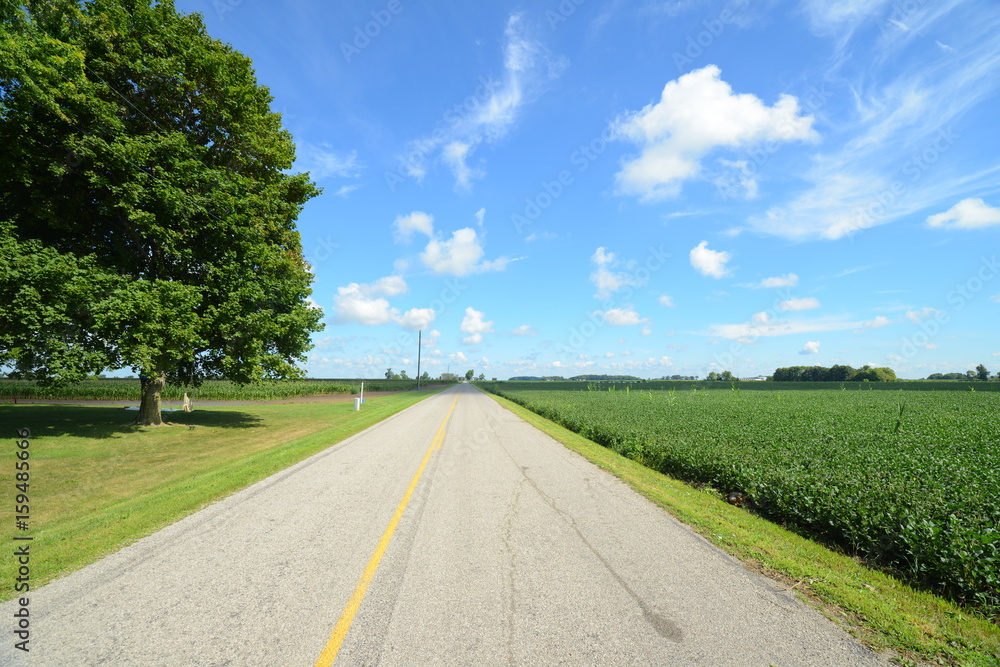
left=1, top=383, right=887, bottom=666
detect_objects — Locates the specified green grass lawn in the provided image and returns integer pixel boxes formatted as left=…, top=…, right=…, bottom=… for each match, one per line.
left=481, top=390, right=1000, bottom=667
left=1, top=390, right=440, bottom=598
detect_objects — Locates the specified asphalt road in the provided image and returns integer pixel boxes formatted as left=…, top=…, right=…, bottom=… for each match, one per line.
left=1, top=383, right=887, bottom=666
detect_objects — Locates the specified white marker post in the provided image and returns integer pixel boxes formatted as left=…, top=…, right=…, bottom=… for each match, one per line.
left=360, top=381, right=365, bottom=404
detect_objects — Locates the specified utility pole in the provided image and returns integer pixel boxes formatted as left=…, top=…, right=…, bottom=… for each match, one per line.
left=416, top=330, right=422, bottom=390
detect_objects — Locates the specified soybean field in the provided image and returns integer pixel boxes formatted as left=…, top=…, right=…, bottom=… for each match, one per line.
left=482, top=383, right=1000, bottom=617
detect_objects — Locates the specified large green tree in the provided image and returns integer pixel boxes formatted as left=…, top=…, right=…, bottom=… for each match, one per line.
left=0, top=0, right=323, bottom=425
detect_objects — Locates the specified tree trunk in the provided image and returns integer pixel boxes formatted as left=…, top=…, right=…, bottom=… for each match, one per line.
left=136, top=371, right=166, bottom=426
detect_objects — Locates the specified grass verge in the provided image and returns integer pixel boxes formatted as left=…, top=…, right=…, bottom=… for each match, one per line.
left=482, top=390, right=1000, bottom=667
left=1, top=389, right=441, bottom=599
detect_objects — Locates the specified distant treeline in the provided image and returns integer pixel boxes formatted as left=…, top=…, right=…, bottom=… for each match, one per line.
left=772, top=365, right=897, bottom=382
left=508, top=374, right=646, bottom=382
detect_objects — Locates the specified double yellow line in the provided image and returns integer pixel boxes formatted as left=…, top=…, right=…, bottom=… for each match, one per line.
left=314, top=394, right=459, bottom=666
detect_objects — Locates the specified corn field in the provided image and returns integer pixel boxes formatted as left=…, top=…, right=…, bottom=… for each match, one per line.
left=0, top=379, right=433, bottom=401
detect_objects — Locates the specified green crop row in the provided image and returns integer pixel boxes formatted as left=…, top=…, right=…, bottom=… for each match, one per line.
left=493, top=379, right=1000, bottom=392
left=482, top=384, right=1000, bottom=618
left=0, top=378, right=441, bottom=401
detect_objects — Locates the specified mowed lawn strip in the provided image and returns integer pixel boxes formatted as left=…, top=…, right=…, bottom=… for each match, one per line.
left=481, top=390, right=1000, bottom=667
left=1, top=389, right=441, bottom=599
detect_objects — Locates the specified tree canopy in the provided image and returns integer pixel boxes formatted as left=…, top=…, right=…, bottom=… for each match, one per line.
left=772, top=365, right=897, bottom=382
left=0, top=0, right=323, bottom=424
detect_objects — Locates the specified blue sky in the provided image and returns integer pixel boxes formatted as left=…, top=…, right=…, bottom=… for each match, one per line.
left=177, top=0, right=1000, bottom=380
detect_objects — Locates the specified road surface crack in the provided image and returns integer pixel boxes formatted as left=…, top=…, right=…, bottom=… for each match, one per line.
left=494, top=435, right=684, bottom=644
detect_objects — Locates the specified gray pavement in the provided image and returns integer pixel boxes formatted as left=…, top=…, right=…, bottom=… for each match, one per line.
left=1, top=383, right=887, bottom=665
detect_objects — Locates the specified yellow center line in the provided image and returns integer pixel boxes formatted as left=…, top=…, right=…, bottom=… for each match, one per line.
left=313, top=394, right=459, bottom=667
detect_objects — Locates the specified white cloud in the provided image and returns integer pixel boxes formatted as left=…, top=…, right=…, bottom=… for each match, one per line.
left=865, top=315, right=892, bottom=328
left=512, top=325, right=536, bottom=336
left=689, top=241, right=732, bottom=278
left=906, top=307, right=942, bottom=323
left=597, top=306, right=648, bottom=326
left=331, top=276, right=436, bottom=331
left=991, top=294, right=1000, bottom=303
left=398, top=210, right=510, bottom=276
left=613, top=65, right=817, bottom=200
left=658, top=295, right=674, bottom=306
left=801, top=340, right=822, bottom=355
left=397, top=308, right=436, bottom=331
left=421, top=330, right=441, bottom=348
left=926, top=198, right=1000, bottom=229
left=590, top=247, right=647, bottom=299
left=422, top=228, right=485, bottom=276
left=394, top=211, right=435, bottom=242
left=779, top=297, right=821, bottom=311
left=705, top=316, right=862, bottom=339
left=366, top=276, right=408, bottom=297
left=461, top=307, right=494, bottom=345
left=332, top=283, right=398, bottom=326
left=641, top=326, right=653, bottom=336
left=757, top=273, right=799, bottom=288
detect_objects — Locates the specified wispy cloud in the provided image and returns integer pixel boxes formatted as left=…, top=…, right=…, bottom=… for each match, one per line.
left=751, top=1, right=1000, bottom=240
left=750, top=273, right=799, bottom=288
left=399, top=13, right=567, bottom=190
left=296, top=144, right=362, bottom=180
left=590, top=247, right=647, bottom=299
left=705, top=313, right=861, bottom=339
left=779, top=297, right=821, bottom=311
